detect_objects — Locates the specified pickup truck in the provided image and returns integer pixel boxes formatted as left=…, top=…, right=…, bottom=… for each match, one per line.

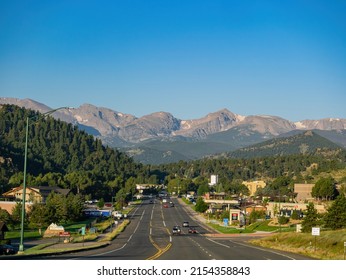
left=112, top=211, right=123, bottom=219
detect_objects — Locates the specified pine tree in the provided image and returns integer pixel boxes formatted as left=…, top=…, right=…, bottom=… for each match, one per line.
left=301, top=202, right=320, bottom=232
left=324, top=195, right=346, bottom=230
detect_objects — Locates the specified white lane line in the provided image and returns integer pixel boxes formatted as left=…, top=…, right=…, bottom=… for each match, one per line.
left=94, top=210, right=146, bottom=256
left=228, top=240, right=296, bottom=260
left=206, top=238, right=231, bottom=249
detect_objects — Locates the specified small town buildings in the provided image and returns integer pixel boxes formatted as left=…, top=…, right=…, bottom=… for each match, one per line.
left=2, top=185, right=70, bottom=203
left=294, top=183, right=315, bottom=202
left=0, top=186, right=70, bottom=214
left=209, top=175, right=219, bottom=186
left=242, top=180, right=266, bottom=197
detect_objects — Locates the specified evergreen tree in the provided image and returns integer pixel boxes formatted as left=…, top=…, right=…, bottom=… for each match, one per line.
left=324, top=195, right=346, bottom=230
left=195, top=197, right=208, bottom=213
left=28, top=202, right=49, bottom=229
left=301, top=202, right=321, bottom=233
left=0, top=208, right=12, bottom=227
left=197, top=184, right=209, bottom=196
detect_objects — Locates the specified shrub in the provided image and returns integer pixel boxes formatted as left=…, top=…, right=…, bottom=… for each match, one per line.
left=278, top=216, right=290, bottom=225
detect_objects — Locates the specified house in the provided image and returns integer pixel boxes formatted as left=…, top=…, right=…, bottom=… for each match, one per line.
left=2, top=186, right=70, bottom=203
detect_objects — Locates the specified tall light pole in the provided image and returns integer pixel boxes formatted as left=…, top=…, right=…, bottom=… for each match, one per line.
left=19, top=107, right=72, bottom=252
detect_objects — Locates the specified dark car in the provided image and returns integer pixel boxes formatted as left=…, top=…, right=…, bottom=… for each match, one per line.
left=188, top=227, right=197, bottom=234
left=0, top=244, right=17, bottom=255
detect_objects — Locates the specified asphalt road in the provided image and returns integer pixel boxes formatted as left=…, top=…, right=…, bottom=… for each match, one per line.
left=12, top=198, right=312, bottom=260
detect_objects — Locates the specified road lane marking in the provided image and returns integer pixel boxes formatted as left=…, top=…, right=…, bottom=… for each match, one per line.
left=206, top=238, right=231, bottom=249
left=227, top=240, right=296, bottom=260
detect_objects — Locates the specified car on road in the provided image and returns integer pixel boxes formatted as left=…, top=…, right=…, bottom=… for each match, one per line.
left=172, top=226, right=181, bottom=235
left=188, top=227, right=197, bottom=234
left=0, top=244, right=17, bottom=255
left=182, top=221, right=189, bottom=227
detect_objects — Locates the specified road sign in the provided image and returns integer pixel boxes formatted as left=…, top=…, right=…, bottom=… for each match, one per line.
left=312, top=227, right=320, bottom=236
left=81, top=226, right=86, bottom=235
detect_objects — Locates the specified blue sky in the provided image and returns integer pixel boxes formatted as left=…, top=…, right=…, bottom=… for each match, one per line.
left=1, top=0, right=345, bottom=121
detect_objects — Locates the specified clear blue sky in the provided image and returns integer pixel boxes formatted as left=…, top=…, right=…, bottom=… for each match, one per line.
left=1, top=0, right=345, bottom=121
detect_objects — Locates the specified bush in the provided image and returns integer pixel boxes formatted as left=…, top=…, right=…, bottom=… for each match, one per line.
left=278, top=216, right=290, bottom=225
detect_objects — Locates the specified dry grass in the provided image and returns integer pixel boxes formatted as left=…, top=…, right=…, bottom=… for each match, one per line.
left=250, top=229, right=346, bottom=259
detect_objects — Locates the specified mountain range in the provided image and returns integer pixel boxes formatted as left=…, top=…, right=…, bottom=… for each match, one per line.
left=1, top=97, right=346, bottom=164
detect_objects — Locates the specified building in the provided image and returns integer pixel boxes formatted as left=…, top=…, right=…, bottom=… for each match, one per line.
left=294, top=183, right=315, bottom=202
left=266, top=201, right=326, bottom=218
left=2, top=185, right=70, bottom=203
left=242, top=180, right=266, bottom=196
left=209, top=175, right=218, bottom=186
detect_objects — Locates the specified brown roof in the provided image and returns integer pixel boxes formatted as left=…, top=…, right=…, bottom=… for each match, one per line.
left=2, top=186, right=70, bottom=197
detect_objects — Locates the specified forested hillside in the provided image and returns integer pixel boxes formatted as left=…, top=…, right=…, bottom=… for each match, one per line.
left=227, top=130, right=344, bottom=159
left=1, top=105, right=346, bottom=203
left=0, top=105, right=153, bottom=200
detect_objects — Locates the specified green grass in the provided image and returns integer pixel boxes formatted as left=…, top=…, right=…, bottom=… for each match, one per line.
left=246, top=221, right=278, bottom=232
left=5, top=230, right=42, bottom=240
left=206, top=220, right=296, bottom=234
left=98, top=219, right=130, bottom=242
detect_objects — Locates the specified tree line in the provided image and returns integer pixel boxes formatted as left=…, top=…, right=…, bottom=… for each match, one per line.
left=1, top=105, right=346, bottom=230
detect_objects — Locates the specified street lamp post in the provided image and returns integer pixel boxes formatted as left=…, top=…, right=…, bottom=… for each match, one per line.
left=18, top=107, right=71, bottom=253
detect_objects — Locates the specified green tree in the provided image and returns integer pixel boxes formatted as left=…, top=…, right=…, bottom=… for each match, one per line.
left=28, top=202, right=49, bottom=229
left=312, top=177, right=336, bottom=200
left=114, top=189, right=126, bottom=210
left=45, top=192, right=68, bottom=224
left=11, top=202, right=22, bottom=225
left=194, top=197, right=208, bottom=213
left=97, top=198, right=105, bottom=209
left=0, top=208, right=12, bottom=227
left=65, top=193, right=84, bottom=222
left=301, top=202, right=320, bottom=233
left=249, top=210, right=266, bottom=224
left=197, top=184, right=209, bottom=196
left=323, top=195, right=346, bottom=230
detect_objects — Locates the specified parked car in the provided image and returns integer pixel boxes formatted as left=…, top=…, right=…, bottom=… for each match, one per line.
left=0, top=244, right=17, bottom=255
left=172, top=226, right=181, bottom=235
left=182, top=221, right=189, bottom=227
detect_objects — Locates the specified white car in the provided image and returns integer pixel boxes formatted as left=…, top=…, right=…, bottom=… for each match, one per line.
left=182, top=221, right=189, bottom=227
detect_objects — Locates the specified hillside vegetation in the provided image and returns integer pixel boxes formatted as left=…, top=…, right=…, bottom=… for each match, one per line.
left=250, top=229, right=346, bottom=260
left=0, top=105, right=148, bottom=200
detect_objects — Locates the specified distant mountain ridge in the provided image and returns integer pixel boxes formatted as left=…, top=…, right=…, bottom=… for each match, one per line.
left=1, top=97, right=346, bottom=164
left=226, top=130, right=344, bottom=159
